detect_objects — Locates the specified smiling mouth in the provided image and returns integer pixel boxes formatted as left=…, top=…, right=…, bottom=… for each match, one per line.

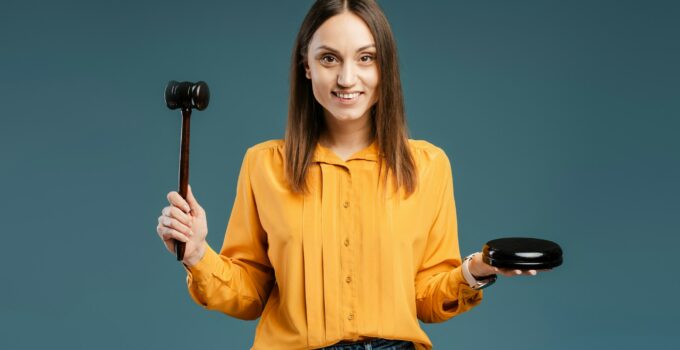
left=332, top=91, right=362, bottom=100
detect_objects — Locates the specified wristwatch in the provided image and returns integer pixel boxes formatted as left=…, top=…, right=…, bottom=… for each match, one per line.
left=462, top=252, right=497, bottom=290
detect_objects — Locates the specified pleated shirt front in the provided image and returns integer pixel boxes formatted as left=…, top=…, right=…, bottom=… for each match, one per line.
left=184, top=138, right=483, bottom=350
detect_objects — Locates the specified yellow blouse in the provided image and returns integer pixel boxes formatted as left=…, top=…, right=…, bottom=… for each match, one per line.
left=183, top=138, right=483, bottom=350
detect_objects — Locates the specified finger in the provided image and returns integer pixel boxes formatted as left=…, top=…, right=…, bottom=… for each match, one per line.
left=495, top=267, right=516, bottom=277
left=163, top=239, right=176, bottom=254
left=163, top=206, right=191, bottom=226
left=514, top=269, right=537, bottom=276
left=160, top=216, right=193, bottom=237
left=158, top=225, right=191, bottom=243
left=186, top=184, right=201, bottom=214
left=497, top=269, right=515, bottom=277
left=501, top=269, right=521, bottom=277
left=167, top=191, right=191, bottom=213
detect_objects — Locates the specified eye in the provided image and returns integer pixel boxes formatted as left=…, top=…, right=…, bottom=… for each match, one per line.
left=359, top=54, right=375, bottom=63
left=320, top=55, right=338, bottom=65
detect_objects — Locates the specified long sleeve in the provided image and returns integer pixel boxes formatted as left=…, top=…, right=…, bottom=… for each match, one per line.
left=414, top=149, right=483, bottom=323
left=183, top=148, right=275, bottom=320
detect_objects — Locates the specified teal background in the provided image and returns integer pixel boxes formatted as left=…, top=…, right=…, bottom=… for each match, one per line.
left=2, top=0, right=678, bottom=348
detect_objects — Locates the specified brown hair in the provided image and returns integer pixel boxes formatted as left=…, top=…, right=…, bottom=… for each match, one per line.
left=284, top=0, right=417, bottom=198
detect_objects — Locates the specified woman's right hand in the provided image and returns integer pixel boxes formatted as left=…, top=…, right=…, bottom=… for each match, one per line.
left=156, top=184, right=208, bottom=267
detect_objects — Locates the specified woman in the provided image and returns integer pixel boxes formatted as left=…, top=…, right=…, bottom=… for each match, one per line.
left=156, top=1, right=544, bottom=349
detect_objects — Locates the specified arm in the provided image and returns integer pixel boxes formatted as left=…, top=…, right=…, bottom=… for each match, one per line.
left=415, top=149, right=483, bottom=323
left=183, top=148, right=275, bottom=320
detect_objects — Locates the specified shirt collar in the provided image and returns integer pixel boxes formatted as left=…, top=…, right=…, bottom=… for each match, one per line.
left=312, top=138, right=379, bottom=164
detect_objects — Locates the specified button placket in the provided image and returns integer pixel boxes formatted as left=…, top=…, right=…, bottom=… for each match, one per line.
left=341, top=167, right=358, bottom=334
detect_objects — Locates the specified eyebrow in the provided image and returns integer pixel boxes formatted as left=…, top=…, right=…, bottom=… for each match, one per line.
left=315, top=44, right=376, bottom=54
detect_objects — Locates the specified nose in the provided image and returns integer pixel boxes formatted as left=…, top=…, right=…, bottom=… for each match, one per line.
left=337, top=62, right=357, bottom=87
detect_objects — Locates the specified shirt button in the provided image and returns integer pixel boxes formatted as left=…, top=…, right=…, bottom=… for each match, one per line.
left=348, top=313, right=354, bottom=320
left=343, top=201, right=349, bottom=208
left=344, top=238, right=350, bottom=247
left=346, top=276, right=352, bottom=283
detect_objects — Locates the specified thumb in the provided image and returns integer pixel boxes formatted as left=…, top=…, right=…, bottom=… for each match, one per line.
left=187, top=184, right=201, bottom=213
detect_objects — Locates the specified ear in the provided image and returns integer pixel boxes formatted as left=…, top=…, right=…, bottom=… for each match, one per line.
left=304, top=61, right=311, bottom=79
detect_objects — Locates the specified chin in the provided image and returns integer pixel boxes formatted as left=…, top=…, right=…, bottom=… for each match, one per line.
left=328, top=110, right=368, bottom=121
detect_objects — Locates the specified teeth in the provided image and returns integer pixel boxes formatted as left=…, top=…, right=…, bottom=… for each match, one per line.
left=335, top=92, right=360, bottom=99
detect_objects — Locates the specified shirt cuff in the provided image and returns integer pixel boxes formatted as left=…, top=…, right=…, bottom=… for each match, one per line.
left=442, top=265, right=484, bottom=313
left=447, top=265, right=481, bottom=296
left=183, top=241, right=222, bottom=284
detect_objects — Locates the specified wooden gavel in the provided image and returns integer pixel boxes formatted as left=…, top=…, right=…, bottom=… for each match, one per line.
left=165, top=80, right=210, bottom=261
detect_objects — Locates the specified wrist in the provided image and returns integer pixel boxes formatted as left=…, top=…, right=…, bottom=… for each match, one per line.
left=183, top=241, right=207, bottom=268
left=463, top=252, right=497, bottom=290
left=467, top=253, right=482, bottom=278
left=469, top=252, right=492, bottom=278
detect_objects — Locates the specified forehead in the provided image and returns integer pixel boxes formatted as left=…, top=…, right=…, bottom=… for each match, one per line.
left=309, top=12, right=375, bottom=51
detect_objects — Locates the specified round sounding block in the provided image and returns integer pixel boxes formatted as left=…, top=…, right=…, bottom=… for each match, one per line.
left=482, top=237, right=563, bottom=269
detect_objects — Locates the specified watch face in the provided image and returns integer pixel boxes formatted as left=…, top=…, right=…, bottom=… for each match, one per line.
left=475, top=275, right=497, bottom=290
left=478, top=280, right=495, bottom=289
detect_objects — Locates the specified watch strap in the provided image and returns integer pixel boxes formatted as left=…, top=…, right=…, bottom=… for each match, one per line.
left=463, top=252, right=497, bottom=290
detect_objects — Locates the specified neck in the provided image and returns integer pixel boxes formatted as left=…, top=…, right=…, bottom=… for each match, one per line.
left=319, top=113, right=373, bottom=150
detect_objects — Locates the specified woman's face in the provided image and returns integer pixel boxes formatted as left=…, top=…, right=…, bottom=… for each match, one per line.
left=305, top=12, right=379, bottom=127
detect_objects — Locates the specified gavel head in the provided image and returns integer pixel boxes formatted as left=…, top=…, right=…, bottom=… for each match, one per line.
left=165, top=80, right=210, bottom=111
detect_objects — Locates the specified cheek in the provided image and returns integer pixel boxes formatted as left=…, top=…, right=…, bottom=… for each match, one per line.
left=310, top=71, right=334, bottom=94
left=309, top=76, right=330, bottom=106
left=365, top=69, right=380, bottom=102
left=365, top=68, right=379, bottom=91
left=309, top=83, right=324, bottom=106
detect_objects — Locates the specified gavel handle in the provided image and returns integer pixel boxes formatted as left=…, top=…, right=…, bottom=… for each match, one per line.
left=175, top=108, right=191, bottom=261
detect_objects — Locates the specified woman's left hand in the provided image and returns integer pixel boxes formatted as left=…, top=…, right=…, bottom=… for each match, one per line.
left=468, top=253, right=551, bottom=278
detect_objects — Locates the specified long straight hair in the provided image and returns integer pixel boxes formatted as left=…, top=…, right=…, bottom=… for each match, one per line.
left=284, top=0, right=417, bottom=198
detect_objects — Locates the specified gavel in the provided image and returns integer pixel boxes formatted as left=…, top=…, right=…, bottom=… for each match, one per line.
left=165, top=80, right=210, bottom=261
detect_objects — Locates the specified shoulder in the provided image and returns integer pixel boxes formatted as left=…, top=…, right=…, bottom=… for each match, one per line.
left=239, top=139, right=285, bottom=177
left=243, top=139, right=284, bottom=161
left=407, top=138, right=450, bottom=165
left=247, top=139, right=284, bottom=153
left=407, top=139, right=454, bottom=189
